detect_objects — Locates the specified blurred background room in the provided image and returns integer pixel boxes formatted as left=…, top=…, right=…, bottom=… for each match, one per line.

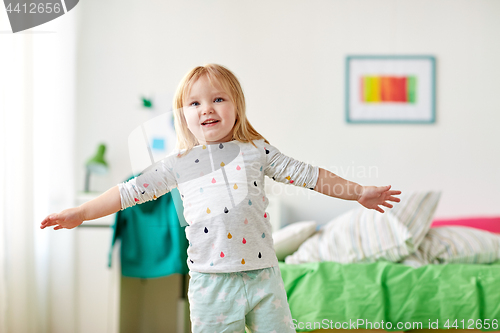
left=1, top=1, right=499, bottom=333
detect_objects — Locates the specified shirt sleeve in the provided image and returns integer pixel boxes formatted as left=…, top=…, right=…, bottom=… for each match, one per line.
left=263, top=142, right=320, bottom=190
left=117, top=153, right=178, bottom=210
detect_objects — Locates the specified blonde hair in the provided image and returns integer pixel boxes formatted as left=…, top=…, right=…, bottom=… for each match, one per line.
left=172, top=63, right=269, bottom=157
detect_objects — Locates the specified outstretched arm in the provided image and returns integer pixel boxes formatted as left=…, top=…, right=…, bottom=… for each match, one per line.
left=313, top=167, right=401, bottom=213
left=40, top=185, right=121, bottom=230
left=80, top=185, right=122, bottom=220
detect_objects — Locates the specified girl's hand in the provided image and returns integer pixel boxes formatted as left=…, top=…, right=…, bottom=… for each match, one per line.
left=357, top=185, right=402, bottom=214
left=40, top=207, right=85, bottom=230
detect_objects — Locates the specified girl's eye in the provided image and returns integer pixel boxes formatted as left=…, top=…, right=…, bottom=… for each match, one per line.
left=188, top=98, right=223, bottom=107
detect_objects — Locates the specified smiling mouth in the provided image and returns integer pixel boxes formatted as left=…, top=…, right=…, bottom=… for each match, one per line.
left=202, top=120, right=220, bottom=126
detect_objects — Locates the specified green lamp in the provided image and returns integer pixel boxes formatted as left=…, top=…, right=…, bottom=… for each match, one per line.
left=84, top=143, right=109, bottom=193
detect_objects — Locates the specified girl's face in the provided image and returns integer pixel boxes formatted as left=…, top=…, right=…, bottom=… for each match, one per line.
left=183, top=75, right=237, bottom=145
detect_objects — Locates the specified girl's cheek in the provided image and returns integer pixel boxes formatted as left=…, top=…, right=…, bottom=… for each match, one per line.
left=185, top=114, right=198, bottom=127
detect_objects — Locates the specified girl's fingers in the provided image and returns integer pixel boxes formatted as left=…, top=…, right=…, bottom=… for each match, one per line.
left=43, top=220, right=58, bottom=227
left=42, top=215, right=56, bottom=225
left=40, top=214, right=62, bottom=229
left=388, top=190, right=401, bottom=195
left=381, top=202, right=393, bottom=209
left=379, top=185, right=391, bottom=192
left=386, top=196, right=400, bottom=202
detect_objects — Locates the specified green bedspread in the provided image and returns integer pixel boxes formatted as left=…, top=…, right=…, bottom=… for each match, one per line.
left=278, top=260, right=500, bottom=332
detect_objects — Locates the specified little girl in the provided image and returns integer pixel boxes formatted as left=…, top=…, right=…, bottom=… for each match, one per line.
left=40, top=63, right=401, bottom=332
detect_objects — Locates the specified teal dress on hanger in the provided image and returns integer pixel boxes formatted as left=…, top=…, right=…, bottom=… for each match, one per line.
left=108, top=174, right=189, bottom=278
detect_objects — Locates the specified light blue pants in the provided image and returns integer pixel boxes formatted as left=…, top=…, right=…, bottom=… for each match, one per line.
left=188, top=265, right=296, bottom=332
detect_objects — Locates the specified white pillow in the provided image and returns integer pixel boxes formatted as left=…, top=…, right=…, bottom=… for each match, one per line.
left=284, top=191, right=441, bottom=264
left=417, top=226, right=500, bottom=264
left=272, top=221, right=317, bottom=261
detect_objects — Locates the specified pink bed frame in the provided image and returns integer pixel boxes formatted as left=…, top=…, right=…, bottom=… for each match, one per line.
left=430, top=216, right=500, bottom=234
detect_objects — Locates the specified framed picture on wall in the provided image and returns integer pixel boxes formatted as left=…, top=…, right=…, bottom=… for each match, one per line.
left=345, top=55, right=436, bottom=123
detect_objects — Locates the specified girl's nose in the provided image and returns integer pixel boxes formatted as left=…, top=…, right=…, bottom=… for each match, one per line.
left=202, top=105, right=214, bottom=115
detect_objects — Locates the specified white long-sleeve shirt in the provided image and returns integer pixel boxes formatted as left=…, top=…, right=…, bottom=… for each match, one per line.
left=118, top=138, right=319, bottom=273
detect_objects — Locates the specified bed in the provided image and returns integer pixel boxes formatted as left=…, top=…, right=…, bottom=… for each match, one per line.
left=271, top=192, right=500, bottom=333
left=278, top=259, right=500, bottom=332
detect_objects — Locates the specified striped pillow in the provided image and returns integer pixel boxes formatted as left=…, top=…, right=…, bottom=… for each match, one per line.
left=284, top=191, right=441, bottom=264
left=416, top=226, right=500, bottom=264
left=399, top=253, right=429, bottom=268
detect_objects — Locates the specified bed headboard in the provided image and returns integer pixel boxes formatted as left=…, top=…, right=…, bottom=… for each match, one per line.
left=431, top=216, right=500, bottom=234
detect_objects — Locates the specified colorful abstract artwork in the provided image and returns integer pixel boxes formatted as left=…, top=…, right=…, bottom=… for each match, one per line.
left=346, top=56, right=435, bottom=123
left=361, top=76, right=417, bottom=103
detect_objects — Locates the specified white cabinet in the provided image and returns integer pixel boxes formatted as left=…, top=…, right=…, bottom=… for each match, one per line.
left=75, top=192, right=120, bottom=333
